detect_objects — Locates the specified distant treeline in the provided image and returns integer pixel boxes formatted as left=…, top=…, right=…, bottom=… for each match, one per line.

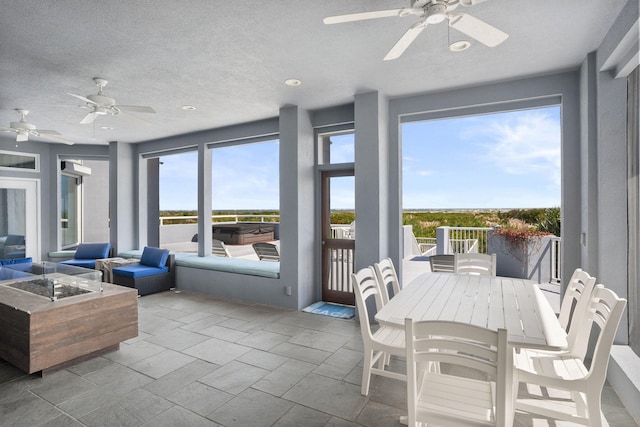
left=160, top=208, right=560, bottom=237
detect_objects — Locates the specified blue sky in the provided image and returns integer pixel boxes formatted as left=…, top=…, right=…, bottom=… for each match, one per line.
left=159, top=106, right=560, bottom=211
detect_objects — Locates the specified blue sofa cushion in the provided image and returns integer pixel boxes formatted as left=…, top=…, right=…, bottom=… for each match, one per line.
left=140, top=246, right=169, bottom=269
left=60, top=258, right=98, bottom=269
left=73, top=243, right=111, bottom=259
left=0, top=257, right=32, bottom=272
left=112, top=264, right=169, bottom=279
left=0, top=257, right=32, bottom=266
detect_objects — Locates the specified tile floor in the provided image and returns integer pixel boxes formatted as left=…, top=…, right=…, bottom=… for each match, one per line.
left=0, top=289, right=637, bottom=426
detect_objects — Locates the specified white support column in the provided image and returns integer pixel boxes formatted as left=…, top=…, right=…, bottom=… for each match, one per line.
left=279, top=105, right=315, bottom=309
left=197, top=144, right=212, bottom=257
left=354, top=91, right=390, bottom=270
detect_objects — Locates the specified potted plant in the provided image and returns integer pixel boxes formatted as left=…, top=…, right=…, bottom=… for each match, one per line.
left=488, top=227, right=556, bottom=282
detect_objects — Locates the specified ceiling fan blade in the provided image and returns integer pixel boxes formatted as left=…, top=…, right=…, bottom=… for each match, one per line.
left=16, top=132, right=29, bottom=142
left=67, top=92, right=99, bottom=105
left=384, top=21, right=427, bottom=61
left=449, top=13, right=508, bottom=47
left=118, top=110, right=152, bottom=126
left=35, top=129, right=62, bottom=136
left=80, top=112, right=97, bottom=124
left=39, top=133, right=75, bottom=145
left=324, top=9, right=404, bottom=24
left=0, top=127, right=15, bottom=133
left=116, top=105, right=156, bottom=114
left=460, top=0, right=489, bottom=5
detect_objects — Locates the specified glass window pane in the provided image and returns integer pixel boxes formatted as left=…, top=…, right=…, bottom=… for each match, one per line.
left=0, top=188, right=27, bottom=258
left=61, top=174, right=80, bottom=247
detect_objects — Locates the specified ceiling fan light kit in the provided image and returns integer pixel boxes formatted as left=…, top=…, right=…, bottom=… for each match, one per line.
left=67, top=77, right=156, bottom=125
left=324, top=0, right=507, bottom=60
left=0, top=109, right=74, bottom=145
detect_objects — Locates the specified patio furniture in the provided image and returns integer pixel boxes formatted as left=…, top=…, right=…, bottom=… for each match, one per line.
left=454, top=253, right=496, bottom=276
left=405, top=319, right=509, bottom=426
left=373, top=257, right=401, bottom=304
left=0, top=234, right=25, bottom=259
left=213, top=223, right=275, bottom=245
left=252, top=242, right=279, bottom=262
left=95, top=257, right=141, bottom=283
left=514, top=285, right=627, bottom=427
left=59, top=242, right=111, bottom=269
left=212, top=239, right=231, bottom=257
left=517, top=268, right=596, bottom=361
left=376, top=272, right=567, bottom=426
left=112, top=247, right=175, bottom=296
left=352, top=266, right=406, bottom=396
left=429, top=254, right=455, bottom=272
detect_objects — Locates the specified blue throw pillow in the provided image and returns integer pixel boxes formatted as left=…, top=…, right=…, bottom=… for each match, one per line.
left=140, top=246, right=169, bottom=268
left=74, top=243, right=111, bottom=259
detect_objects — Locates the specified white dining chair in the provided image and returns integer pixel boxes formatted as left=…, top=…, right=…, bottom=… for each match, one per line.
left=520, top=268, right=596, bottom=361
left=514, top=285, right=627, bottom=427
left=405, top=318, right=509, bottom=426
left=454, top=253, right=496, bottom=276
left=373, top=258, right=401, bottom=305
left=351, top=266, right=406, bottom=396
left=428, top=254, right=455, bottom=273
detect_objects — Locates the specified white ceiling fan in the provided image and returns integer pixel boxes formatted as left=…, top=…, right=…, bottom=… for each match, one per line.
left=324, top=0, right=508, bottom=60
left=67, top=77, right=156, bottom=125
left=0, top=109, right=74, bottom=145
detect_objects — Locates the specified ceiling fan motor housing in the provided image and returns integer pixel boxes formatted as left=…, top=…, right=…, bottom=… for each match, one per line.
left=425, top=3, right=448, bottom=23
left=10, top=121, right=35, bottom=131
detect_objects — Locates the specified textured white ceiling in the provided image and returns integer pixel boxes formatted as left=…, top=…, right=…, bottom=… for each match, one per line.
left=0, top=0, right=629, bottom=145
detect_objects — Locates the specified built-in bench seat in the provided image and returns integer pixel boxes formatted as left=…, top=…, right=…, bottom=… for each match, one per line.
left=118, top=250, right=280, bottom=279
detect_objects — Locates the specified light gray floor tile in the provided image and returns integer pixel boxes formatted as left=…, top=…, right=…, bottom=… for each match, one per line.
left=236, top=349, right=289, bottom=370
left=183, top=337, right=252, bottom=365
left=288, top=328, right=350, bottom=353
left=356, top=400, right=406, bottom=427
left=198, top=324, right=251, bottom=342
left=129, top=348, right=196, bottom=378
left=143, top=405, right=222, bottom=427
left=0, top=389, right=62, bottom=426
left=273, top=404, right=332, bottom=426
left=179, top=313, right=228, bottom=332
left=200, top=360, right=269, bottom=395
left=30, top=370, right=97, bottom=405
left=313, top=347, right=363, bottom=380
left=282, top=373, right=367, bottom=421
left=145, top=327, right=210, bottom=351
left=236, top=329, right=290, bottom=351
left=167, top=381, right=233, bottom=415
left=66, top=356, right=114, bottom=376
left=83, top=363, right=154, bottom=395
left=143, top=359, right=220, bottom=398
left=252, top=358, right=316, bottom=397
left=270, top=342, right=332, bottom=365
left=0, top=291, right=634, bottom=427
left=38, top=413, right=85, bottom=427
left=207, top=388, right=294, bottom=427
left=103, top=340, right=166, bottom=366
left=263, top=321, right=306, bottom=337
left=79, top=388, right=172, bottom=427
left=56, top=387, right=120, bottom=419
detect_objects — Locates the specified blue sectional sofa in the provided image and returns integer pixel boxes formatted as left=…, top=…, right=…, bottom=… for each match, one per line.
left=0, top=257, right=32, bottom=280
left=59, top=243, right=111, bottom=269
left=112, top=247, right=174, bottom=296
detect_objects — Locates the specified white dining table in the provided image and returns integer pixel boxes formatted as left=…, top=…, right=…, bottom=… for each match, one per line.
left=375, top=272, right=568, bottom=426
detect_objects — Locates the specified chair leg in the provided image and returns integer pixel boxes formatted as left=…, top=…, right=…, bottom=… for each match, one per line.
left=586, top=391, right=603, bottom=427
left=361, top=348, right=374, bottom=396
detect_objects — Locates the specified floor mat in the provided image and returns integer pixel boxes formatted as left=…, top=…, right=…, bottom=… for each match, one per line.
left=302, top=301, right=356, bottom=319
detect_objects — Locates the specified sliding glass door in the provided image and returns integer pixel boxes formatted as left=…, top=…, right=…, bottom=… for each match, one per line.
left=0, top=178, right=39, bottom=260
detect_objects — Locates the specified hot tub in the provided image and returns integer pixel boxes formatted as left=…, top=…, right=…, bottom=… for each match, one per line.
left=212, top=223, right=275, bottom=245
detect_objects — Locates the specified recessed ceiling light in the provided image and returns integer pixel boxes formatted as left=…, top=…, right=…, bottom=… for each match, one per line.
left=284, top=78, right=302, bottom=87
left=181, top=105, right=196, bottom=111
left=449, top=40, right=471, bottom=52
left=100, top=126, right=114, bottom=130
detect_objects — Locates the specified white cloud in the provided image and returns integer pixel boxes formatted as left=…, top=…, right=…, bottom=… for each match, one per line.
left=417, top=170, right=434, bottom=176
left=470, top=110, right=561, bottom=186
